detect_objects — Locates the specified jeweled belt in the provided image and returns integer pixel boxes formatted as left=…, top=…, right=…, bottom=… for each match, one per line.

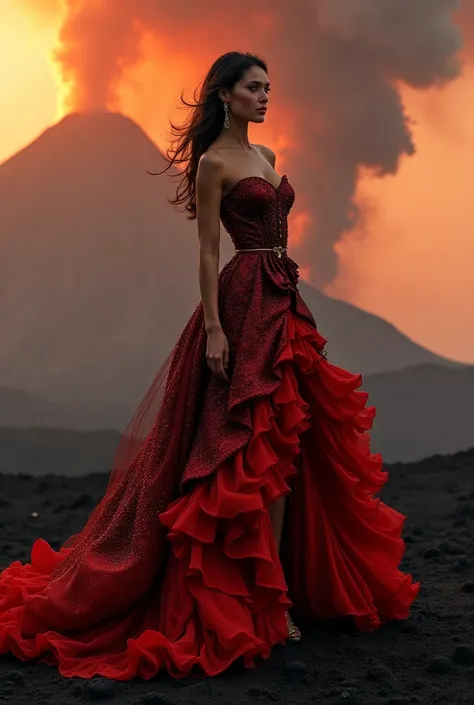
left=234, top=246, right=287, bottom=259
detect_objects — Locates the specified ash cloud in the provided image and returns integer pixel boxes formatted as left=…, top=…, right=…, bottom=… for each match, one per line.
left=318, top=0, right=462, bottom=86
left=41, top=0, right=465, bottom=284
left=456, top=0, right=474, bottom=56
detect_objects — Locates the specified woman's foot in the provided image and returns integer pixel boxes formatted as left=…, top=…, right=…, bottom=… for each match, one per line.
left=285, top=611, right=301, bottom=642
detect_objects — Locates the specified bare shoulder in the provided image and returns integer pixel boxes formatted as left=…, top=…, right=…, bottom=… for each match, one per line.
left=197, top=150, right=225, bottom=183
left=253, top=143, right=276, bottom=168
left=195, top=150, right=225, bottom=214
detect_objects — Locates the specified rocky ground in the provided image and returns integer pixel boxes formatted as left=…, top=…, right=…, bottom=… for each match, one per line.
left=1, top=448, right=474, bottom=704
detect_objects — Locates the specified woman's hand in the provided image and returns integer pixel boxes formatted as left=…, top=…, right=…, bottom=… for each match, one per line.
left=206, top=325, right=230, bottom=381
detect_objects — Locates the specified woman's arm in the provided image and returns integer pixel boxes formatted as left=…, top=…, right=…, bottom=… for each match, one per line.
left=195, top=151, right=229, bottom=380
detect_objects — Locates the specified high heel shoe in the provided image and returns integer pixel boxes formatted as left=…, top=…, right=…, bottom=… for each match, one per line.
left=285, top=611, right=301, bottom=642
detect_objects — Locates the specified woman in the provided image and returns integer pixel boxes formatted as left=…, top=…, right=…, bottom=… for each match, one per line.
left=0, top=51, right=419, bottom=680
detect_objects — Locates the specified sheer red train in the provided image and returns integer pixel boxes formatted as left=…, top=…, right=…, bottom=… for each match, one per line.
left=0, top=174, right=419, bottom=680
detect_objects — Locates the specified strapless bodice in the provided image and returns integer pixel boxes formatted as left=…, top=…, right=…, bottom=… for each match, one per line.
left=220, top=175, right=295, bottom=252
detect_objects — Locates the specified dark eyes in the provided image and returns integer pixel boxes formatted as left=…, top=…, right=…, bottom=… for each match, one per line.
left=249, top=85, right=271, bottom=93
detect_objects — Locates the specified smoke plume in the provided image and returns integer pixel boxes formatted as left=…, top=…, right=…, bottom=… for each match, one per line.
left=30, top=0, right=465, bottom=285
left=457, top=0, right=474, bottom=56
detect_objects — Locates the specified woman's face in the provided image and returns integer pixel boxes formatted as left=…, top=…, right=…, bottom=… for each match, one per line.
left=227, top=65, right=271, bottom=124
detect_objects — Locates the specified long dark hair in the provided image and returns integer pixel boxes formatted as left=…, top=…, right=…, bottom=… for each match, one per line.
left=151, top=51, right=268, bottom=220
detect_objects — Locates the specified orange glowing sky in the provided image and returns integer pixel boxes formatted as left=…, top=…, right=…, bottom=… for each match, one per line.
left=1, top=1, right=473, bottom=363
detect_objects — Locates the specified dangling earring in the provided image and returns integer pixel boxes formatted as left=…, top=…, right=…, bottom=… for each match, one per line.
left=223, top=102, right=231, bottom=129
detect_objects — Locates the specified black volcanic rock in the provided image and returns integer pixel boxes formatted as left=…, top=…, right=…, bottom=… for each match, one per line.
left=1, top=446, right=474, bottom=703
left=452, top=645, right=474, bottom=665
left=425, top=656, right=453, bottom=674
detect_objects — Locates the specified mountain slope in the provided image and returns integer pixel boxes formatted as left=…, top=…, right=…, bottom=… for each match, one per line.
left=297, top=282, right=456, bottom=375
left=3, top=360, right=473, bottom=465
left=0, top=112, right=198, bottom=404
left=0, top=385, right=130, bottom=431
left=364, top=363, right=474, bottom=462
left=0, top=111, right=461, bottom=407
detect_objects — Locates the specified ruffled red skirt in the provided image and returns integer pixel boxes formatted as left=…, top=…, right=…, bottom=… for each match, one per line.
left=0, top=310, right=419, bottom=680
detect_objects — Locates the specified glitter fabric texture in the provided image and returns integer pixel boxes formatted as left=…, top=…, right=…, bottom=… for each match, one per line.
left=0, top=175, right=419, bottom=680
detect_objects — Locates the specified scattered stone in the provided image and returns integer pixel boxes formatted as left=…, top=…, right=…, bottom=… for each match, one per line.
left=452, top=557, right=471, bottom=573
left=454, top=502, right=474, bottom=519
left=327, top=687, right=342, bottom=697
left=140, top=694, right=175, bottom=705
left=187, top=680, right=211, bottom=695
left=425, top=655, right=453, bottom=674
left=439, top=540, right=464, bottom=555
left=341, top=679, right=358, bottom=688
left=246, top=685, right=279, bottom=701
left=423, top=547, right=440, bottom=559
left=3, top=670, right=26, bottom=687
left=282, top=660, right=311, bottom=685
left=69, top=493, right=94, bottom=509
left=52, top=504, right=67, bottom=514
left=367, top=665, right=391, bottom=682
left=337, top=691, right=358, bottom=703
left=452, top=644, right=474, bottom=665
left=328, top=667, right=343, bottom=678
left=461, top=581, right=474, bottom=593
left=83, top=678, right=116, bottom=700
left=283, top=660, right=309, bottom=675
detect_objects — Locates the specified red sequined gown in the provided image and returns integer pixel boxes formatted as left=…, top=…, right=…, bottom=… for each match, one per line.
left=0, top=174, right=419, bottom=680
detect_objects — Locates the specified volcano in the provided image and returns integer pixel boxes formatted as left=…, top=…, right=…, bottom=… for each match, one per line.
left=0, top=112, right=199, bottom=404
left=0, top=111, right=459, bottom=407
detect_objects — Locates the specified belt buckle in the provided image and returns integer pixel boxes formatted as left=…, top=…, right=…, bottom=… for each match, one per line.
left=273, top=246, right=285, bottom=259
